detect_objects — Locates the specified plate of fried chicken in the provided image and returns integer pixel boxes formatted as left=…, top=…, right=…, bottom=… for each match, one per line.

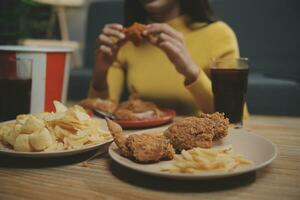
left=79, top=95, right=176, bottom=128
left=107, top=113, right=278, bottom=180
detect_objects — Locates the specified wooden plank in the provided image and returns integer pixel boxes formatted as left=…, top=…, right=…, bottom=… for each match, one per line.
left=0, top=115, right=300, bottom=200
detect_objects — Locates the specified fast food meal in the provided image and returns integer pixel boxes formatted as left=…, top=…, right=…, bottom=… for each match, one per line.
left=0, top=101, right=111, bottom=152
left=161, top=145, right=253, bottom=173
left=106, top=118, right=175, bottom=162
left=164, top=112, right=229, bottom=151
left=122, top=22, right=146, bottom=46
left=106, top=112, right=230, bottom=162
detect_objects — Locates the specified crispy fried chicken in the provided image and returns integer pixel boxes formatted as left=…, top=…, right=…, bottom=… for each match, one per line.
left=114, top=95, right=165, bottom=120
left=79, top=98, right=117, bottom=113
left=198, top=112, right=230, bottom=141
left=122, top=22, right=146, bottom=46
left=106, top=119, right=175, bottom=162
left=163, top=112, right=229, bottom=151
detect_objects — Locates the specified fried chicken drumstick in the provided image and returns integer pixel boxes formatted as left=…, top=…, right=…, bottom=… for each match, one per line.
left=106, top=119, right=175, bottom=162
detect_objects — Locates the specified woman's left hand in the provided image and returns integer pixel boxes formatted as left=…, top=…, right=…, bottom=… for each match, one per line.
left=144, top=23, right=200, bottom=84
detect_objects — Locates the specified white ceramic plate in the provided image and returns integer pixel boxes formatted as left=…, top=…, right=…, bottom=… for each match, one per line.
left=109, top=128, right=278, bottom=180
left=0, top=119, right=112, bottom=158
left=0, top=139, right=113, bottom=158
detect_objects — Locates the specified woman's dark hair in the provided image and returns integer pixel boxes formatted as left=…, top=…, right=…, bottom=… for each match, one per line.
left=124, top=0, right=215, bottom=27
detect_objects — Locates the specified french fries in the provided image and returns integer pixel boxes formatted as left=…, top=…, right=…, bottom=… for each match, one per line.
left=0, top=101, right=112, bottom=152
left=161, top=145, right=253, bottom=173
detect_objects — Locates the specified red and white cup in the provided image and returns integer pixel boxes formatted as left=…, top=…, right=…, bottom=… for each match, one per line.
left=0, top=45, right=73, bottom=114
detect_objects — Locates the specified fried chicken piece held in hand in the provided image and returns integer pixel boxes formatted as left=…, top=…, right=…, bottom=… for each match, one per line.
left=106, top=119, right=175, bottom=163
left=122, top=22, right=146, bottom=46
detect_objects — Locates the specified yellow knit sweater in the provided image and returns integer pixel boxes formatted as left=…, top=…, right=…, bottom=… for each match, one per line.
left=89, top=16, right=249, bottom=117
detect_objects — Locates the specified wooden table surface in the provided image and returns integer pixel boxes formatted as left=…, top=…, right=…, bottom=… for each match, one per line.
left=0, top=115, right=300, bottom=200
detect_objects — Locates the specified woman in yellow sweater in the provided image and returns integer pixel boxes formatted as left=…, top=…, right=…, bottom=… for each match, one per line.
left=89, top=0, right=248, bottom=116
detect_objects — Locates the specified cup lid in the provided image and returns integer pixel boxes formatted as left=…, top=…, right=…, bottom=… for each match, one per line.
left=0, top=45, right=73, bottom=53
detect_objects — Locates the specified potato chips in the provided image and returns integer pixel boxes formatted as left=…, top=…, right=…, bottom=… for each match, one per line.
left=0, top=101, right=112, bottom=152
left=161, top=145, right=252, bottom=173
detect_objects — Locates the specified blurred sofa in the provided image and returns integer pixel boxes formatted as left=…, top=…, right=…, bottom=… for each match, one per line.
left=68, top=0, right=300, bottom=116
left=213, top=0, right=300, bottom=115
left=68, top=0, right=124, bottom=100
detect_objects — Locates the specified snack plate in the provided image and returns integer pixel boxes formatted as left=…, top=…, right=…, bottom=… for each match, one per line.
left=109, top=128, right=278, bottom=180
left=115, top=109, right=176, bottom=128
left=0, top=120, right=113, bottom=158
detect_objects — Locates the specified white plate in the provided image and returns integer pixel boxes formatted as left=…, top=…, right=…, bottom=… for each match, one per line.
left=108, top=128, right=278, bottom=180
left=0, top=119, right=112, bottom=158
left=0, top=139, right=113, bottom=158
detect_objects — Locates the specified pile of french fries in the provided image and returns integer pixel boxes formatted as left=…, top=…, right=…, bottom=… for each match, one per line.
left=161, top=145, right=253, bottom=173
left=0, top=101, right=111, bottom=152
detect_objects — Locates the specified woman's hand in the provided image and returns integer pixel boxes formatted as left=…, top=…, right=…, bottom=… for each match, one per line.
left=144, top=23, right=200, bottom=84
left=93, top=23, right=126, bottom=92
left=96, top=23, right=127, bottom=68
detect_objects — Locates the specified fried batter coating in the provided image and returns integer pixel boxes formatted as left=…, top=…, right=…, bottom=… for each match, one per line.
left=79, top=98, right=117, bottom=113
left=106, top=119, right=174, bottom=162
left=106, top=118, right=131, bottom=157
left=163, top=112, right=229, bottom=151
left=198, top=112, right=229, bottom=140
left=126, top=134, right=175, bottom=162
left=114, top=95, right=165, bottom=120
left=113, top=109, right=138, bottom=120
left=164, top=117, right=214, bottom=151
left=122, top=22, right=146, bottom=46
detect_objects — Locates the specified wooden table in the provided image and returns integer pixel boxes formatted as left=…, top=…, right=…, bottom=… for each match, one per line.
left=1, top=115, right=300, bottom=200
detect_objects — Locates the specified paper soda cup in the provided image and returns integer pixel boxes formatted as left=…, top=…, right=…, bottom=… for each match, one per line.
left=0, top=45, right=73, bottom=114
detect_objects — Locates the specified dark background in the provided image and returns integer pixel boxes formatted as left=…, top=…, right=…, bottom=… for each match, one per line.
left=1, top=0, right=299, bottom=116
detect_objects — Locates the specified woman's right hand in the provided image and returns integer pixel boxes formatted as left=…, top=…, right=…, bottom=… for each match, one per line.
left=96, top=23, right=126, bottom=67
left=92, top=23, right=126, bottom=92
